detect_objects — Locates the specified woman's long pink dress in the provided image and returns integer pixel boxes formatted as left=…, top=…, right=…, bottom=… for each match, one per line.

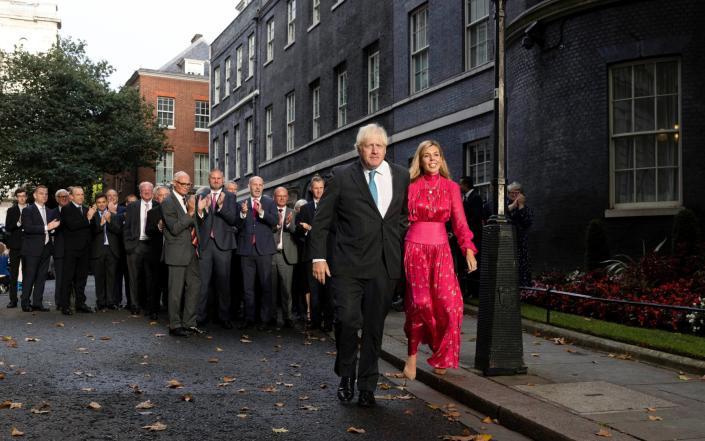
left=404, top=173, right=477, bottom=369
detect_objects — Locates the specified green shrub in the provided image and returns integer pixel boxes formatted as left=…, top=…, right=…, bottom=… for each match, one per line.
left=584, top=219, right=610, bottom=271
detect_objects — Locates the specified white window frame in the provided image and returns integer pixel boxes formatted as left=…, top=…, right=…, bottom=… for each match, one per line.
left=608, top=58, right=682, bottom=210
left=224, top=57, right=231, bottom=96
left=195, top=100, right=209, bottom=130
left=265, top=106, right=273, bottom=160
left=223, top=132, right=230, bottom=180
left=368, top=50, right=380, bottom=114
left=246, top=117, right=254, bottom=173
left=236, top=45, right=243, bottom=88
left=194, top=153, right=209, bottom=188
left=286, top=92, right=296, bottom=152
left=213, top=66, right=221, bottom=104
left=312, top=0, right=320, bottom=26
left=337, top=69, right=347, bottom=128
left=466, top=0, right=491, bottom=70
left=155, top=151, right=174, bottom=184
left=410, top=5, right=429, bottom=94
left=247, top=34, right=255, bottom=80
left=287, top=0, right=296, bottom=45
left=234, top=124, right=241, bottom=179
left=465, top=139, right=492, bottom=202
left=213, top=137, right=219, bottom=169
left=266, top=19, right=275, bottom=63
left=157, top=96, right=175, bottom=129
left=312, top=85, right=320, bottom=139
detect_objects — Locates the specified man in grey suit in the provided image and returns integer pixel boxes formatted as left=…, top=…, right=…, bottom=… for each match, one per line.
left=195, top=169, right=240, bottom=329
left=161, top=171, right=208, bottom=337
left=271, top=187, right=299, bottom=329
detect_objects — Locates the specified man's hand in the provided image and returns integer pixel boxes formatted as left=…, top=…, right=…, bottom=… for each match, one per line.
left=108, top=201, right=118, bottom=213
left=285, top=211, right=293, bottom=225
left=87, top=205, right=97, bottom=220
left=240, top=201, right=249, bottom=215
left=312, top=261, right=331, bottom=285
left=157, top=219, right=164, bottom=232
left=47, top=219, right=60, bottom=231
left=197, top=195, right=209, bottom=212
left=217, top=192, right=225, bottom=209
left=187, top=196, right=196, bottom=216
left=299, top=222, right=312, bottom=232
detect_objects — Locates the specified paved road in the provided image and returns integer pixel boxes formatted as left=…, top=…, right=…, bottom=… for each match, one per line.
left=0, top=280, right=501, bottom=441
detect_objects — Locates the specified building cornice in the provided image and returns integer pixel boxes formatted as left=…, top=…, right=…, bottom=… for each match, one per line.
left=125, top=69, right=209, bottom=87
left=208, top=90, right=260, bottom=127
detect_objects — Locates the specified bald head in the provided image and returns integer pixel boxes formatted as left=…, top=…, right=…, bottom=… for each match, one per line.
left=248, top=176, right=264, bottom=198
left=274, top=186, right=288, bottom=208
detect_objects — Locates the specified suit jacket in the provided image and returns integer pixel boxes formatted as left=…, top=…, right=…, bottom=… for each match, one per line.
left=161, top=191, right=199, bottom=266
left=4, top=204, right=24, bottom=250
left=273, top=206, right=299, bottom=265
left=236, top=195, right=278, bottom=256
left=195, top=189, right=240, bottom=251
left=20, top=204, right=59, bottom=257
left=89, top=211, right=122, bottom=259
left=123, top=199, right=157, bottom=253
left=309, top=161, right=409, bottom=279
left=296, top=200, right=336, bottom=262
left=61, top=203, right=91, bottom=251
left=463, top=189, right=485, bottom=249
left=53, top=207, right=66, bottom=259
left=145, top=205, right=164, bottom=264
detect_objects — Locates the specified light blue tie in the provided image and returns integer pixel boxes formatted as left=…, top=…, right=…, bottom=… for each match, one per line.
left=368, top=170, right=378, bottom=206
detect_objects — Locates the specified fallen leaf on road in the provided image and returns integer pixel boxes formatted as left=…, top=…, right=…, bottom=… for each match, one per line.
left=0, top=400, right=12, bottom=409
left=678, top=375, right=690, bottom=381
left=262, top=386, right=278, bottom=393
left=299, top=395, right=309, bottom=401
left=237, top=413, right=247, bottom=418
left=135, top=400, right=155, bottom=409
left=149, top=321, right=157, bottom=325
left=208, top=358, right=219, bottom=363
left=385, top=372, right=405, bottom=379
left=552, top=337, right=568, bottom=345
left=237, top=389, right=247, bottom=394
left=7, top=402, right=23, bottom=409
left=223, top=376, right=236, bottom=383
left=646, top=407, right=656, bottom=412
left=99, top=336, right=111, bottom=341
left=87, top=402, right=102, bottom=410
left=531, top=353, right=540, bottom=357
left=30, top=402, right=50, bottom=414
left=76, top=347, right=88, bottom=352
left=404, top=409, right=414, bottom=415
left=439, top=435, right=475, bottom=441
left=11, top=427, right=24, bottom=437
left=481, top=416, right=493, bottom=424
left=240, top=338, right=252, bottom=343
left=181, top=393, right=194, bottom=402
left=154, top=333, right=166, bottom=338
left=347, top=427, right=366, bottom=434
left=142, top=421, right=167, bottom=431
left=0, top=372, right=5, bottom=380
left=274, top=402, right=285, bottom=407
left=260, top=358, right=268, bottom=362
left=566, top=348, right=577, bottom=353
left=24, top=337, right=39, bottom=342
left=81, top=388, right=95, bottom=392
left=648, top=415, right=663, bottom=421
left=129, top=384, right=143, bottom=394
left=326, top=351, right=337, bottom=356
left=320, top=384, right=327, bottom=389
left=284, top=383, right=294, bottom=388
left=396, top=394, right=414, bottom=400
left=272, top=428, right=289, bottom=433
left=167, top=379, right=184, bottom=389
left=301, top=405, right=319, bottom=411
left=596, top=428, right=612, bottom=437
left=216, top=347, right=224, bottom=352
left=289, top=363, right=301, bottom=368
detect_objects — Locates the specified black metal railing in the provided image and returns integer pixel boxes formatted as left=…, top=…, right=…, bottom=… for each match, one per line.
left=518, top=286, right=705, bottom=325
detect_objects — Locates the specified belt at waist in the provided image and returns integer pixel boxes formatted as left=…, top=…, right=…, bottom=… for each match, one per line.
left=405, top=221, right=447, bottom=245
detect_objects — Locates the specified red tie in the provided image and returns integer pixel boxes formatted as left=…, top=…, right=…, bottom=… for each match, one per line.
left=251, top=199, right=260, bottom=245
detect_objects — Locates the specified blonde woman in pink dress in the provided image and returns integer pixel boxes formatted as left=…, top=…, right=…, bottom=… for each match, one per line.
left=403, top=140, right=478, bottom=379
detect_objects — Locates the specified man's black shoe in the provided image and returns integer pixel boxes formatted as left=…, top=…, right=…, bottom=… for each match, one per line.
left=149, top=313, right=158, bottom=321
left=7, top=301, right=17, bottom=309
left=21, top=305, right=32, bottom=312
left=283, top=319, right=294, bottom=329
left=186, top=326, right=206, bottom=335
left=357, top=390, right=376, bottom=408
left=391, top=298, right=405, bottom=312
left=76, top=305, right=93, bottom=313
left=169, top=327, right=189, bottom=337
left=32, top=305, right=50, bottom=312
left=221, top=320, right=233, bottom=330
left=61, top=308, right=73, bottom=316
left=130, top=309, right=140, bottom=316
left=337, top=377, right=355, bottom=402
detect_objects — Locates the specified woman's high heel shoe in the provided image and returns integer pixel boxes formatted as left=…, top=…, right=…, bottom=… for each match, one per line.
left=432, top=368, right=447, bottom=376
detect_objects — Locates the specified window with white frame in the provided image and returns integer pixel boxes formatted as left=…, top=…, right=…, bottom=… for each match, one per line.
left=466, top=0, right=492, bottom=69
left=410, top=5, right=429, bottom=93
left=234, top=124, right=241, bottom=178
left=246, top=117, right=254, bottom=173
left=287, top=0, right=296, bottom=44
left=194, top=153, right=209, bottom=187
left=312, top=84, right=320, bottom=139
left=157, top=96, right=175, bottom=128
left=266, top=19, right=275, bottom=62
left=236, top=46, right=243, bottom=87
left=265, top=106, right=273, bottom=160
left=224, top=57, right=231, bottom=96
left=368, top=50, right=380, bottom=114
left=213, top=66, right=221, bottom=104
left=337, top=69, right=347, bottom=128
left=465, top=139, right=492, bottom=202
left=223, top=132, right=229, bottom=179
left=155, top=151, right=173, bottom=184
left=610, top=59, right=681, bottom=208
left=312, top=0, right=320, bottom=25
left=247, top=34, right=255, bottom=79
left=195, top=100, right=209, bottom=129
left=213, top=137, right=220, bottom=169
left=286, top=92, right=295, bottom=151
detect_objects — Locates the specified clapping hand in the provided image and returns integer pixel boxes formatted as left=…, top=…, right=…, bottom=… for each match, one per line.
left=108, top=201, right=118, bottom=213
left=217, top=191, right=225, bottom=209
left=47, top=219, right=60, bottom=231
left=187, top=196, right=196, bottom=216
left=197, top=195, right=209, bottom=212
left=240, top=201, right=249, bottom=215
left=87, top=205, right=97, bottom=220
left=285, top=211, right=293, bottom=225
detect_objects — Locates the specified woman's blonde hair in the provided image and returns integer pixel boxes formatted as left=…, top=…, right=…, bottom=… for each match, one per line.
left=409, top=140, right=451, bottom=181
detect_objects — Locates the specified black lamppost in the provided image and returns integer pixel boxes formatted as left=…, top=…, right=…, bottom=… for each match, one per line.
left=474, top=0, right=527, bottom=376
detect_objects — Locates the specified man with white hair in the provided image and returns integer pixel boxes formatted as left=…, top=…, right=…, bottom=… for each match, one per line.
left=123, top=181, right=156, bottom=316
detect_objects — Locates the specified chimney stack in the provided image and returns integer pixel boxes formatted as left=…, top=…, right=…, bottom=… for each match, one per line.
left=191, top=34, right=203, bottom=44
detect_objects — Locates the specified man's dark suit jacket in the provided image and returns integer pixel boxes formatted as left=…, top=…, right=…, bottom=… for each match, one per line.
left=162, top=191, right=198, bottom=266
left=20, top=204, right=58, bottom=257
left=61, top=203, right=91, bottom=251
left=89, top=211, right=123, bottom=259
left=463, top=190, right=485, bottom=249
left=123, top=200, right=155, bottom=253
left=309, top=161, right=409, bottom=280
left=5, top=204, right=24, bottom=250
left=296, top=201, right=336, bottom=263
left=145, top=205, right=164, bottom=263
left=236, top=195, right=278, bottom=256
left=195, top=189, right=239, bottom=251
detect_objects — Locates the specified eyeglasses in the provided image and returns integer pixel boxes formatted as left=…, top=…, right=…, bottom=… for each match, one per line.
left=175, top=181, right=192, bottom=187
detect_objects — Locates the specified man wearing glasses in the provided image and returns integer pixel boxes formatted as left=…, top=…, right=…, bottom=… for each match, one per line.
left=161, top=172, right=207, bottom=337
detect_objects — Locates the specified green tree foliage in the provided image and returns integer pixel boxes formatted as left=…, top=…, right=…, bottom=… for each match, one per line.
left=584, top=218, right=610, bottom=271
left=0, top=38, right=166, bottom=195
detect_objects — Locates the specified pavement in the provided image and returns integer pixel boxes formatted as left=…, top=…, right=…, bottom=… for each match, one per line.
left=381, top=307, right=705, bottom=441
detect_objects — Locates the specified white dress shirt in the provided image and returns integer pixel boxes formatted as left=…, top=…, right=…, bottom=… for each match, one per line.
left=139, top=199, right=152, bottom=240
left=364, top=159, right=393, bottom=218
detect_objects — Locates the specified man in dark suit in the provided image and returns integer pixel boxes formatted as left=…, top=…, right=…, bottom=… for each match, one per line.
left=59, top=186, right=93, bottom=315
left=89, top=193, right=122, bottom=311
left=20, top=185, right=61, bottom=312
left=106, top=189, right=130, bottom=309
left=123, top=182, right=156, bottom=315
left=271, top=187, right=299, bottom=329
left=195, top=169, right=239, bottom=329
left=296, top=175, right=334, bottom=331
left=162, top=171, right=207, bottom=337
left=52, top=189, right=70, bottom=311
left=310, top=123, right=409, bottom=408
left=145, top=185, right=169, bottom=320
left=4, top=188, right=27, bottom=308
left=225, top=181, right=244, bottom=321
left=459, top=176, right=485, bottom=298
left=236, top=176, right=278, bottom=330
